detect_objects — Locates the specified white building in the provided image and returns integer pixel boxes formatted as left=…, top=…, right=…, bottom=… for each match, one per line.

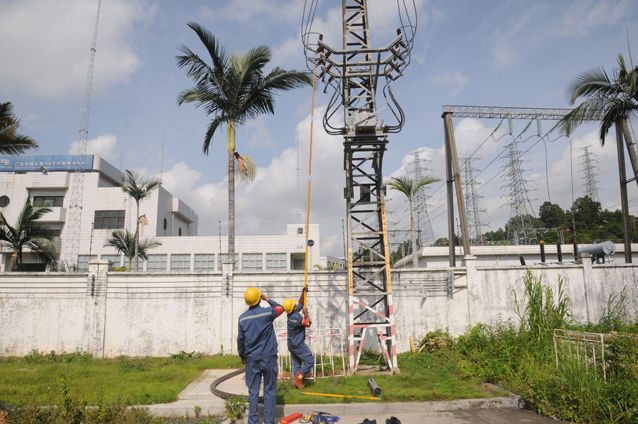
left=0, top=155, right=321, bottom=272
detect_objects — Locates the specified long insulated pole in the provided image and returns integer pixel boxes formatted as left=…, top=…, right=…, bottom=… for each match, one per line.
left=303, top=66, right=317, bottom=307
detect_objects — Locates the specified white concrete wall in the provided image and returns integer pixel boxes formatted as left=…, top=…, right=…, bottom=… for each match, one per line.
left=1, top=260, right=637, bottom=357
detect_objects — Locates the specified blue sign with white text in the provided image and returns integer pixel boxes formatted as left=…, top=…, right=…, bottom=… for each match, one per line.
left=0, top=155, right=94, bottom=172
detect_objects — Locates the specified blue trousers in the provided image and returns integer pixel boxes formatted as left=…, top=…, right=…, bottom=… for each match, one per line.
left=289, top=343, right=314, bottom=376
left=245, top=355, right=278, bottom=424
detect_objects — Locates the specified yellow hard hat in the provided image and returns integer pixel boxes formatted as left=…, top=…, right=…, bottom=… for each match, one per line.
left=283, top=299, right=296, bottom=314
left=244, top=287, right=261, bottom=306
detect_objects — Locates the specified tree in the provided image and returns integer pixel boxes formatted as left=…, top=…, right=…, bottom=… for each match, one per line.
left=103, top=229, right=161, bottom=270
left=176, top=22, right=311, bottom=267
left=0, top=200, right=55, bottom=271
left=0, top=101, right=38, bottom=154
left=121, top=170, right=160, bottom=271
left=387, top=176, right=439, bottom=267
left=570, top=196, right=601, bottom=229
left=559, top=53, right=638, bottom=180
left=539, top=201, right=566, bottom=228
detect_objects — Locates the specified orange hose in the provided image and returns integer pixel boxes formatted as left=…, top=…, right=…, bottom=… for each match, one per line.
left=303, top=66, right=317, bottom=308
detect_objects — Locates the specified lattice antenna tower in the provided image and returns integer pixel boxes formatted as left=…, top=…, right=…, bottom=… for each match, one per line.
left=411, top=151, right=435, bottom=246
left=63, top=0, right=102, bottom=270
left=302, top=0, right=417, bottom=374
left=580, top=146, right=600, bottom=202
left=502, top=139, right=537, bottom=245
left=460, top=157, right=484, bottom=245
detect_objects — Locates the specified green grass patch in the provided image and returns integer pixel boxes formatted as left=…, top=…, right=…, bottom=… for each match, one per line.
left=0, top=350, right=241, bottom=407
left=277, top=352, right=508, bottom=404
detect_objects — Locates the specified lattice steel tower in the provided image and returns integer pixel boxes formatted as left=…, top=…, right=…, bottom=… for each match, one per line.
left=411, top=151, right=435, bottom=246
left=303, top=0, right=416, bottom=373
left=460, top=157, right=483, bottom=244
left=503, top=142, right=537, bottom=245
left=63, top=0, right=101, bottom=270
left=580, top=146, right=600, bottom=202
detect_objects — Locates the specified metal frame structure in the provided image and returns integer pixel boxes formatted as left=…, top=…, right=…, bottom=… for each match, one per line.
left=303, top=0, right=416, bottom=373
left=440, top=104, right=625, bottom=266
left=63, top=0, right=102, bottom=271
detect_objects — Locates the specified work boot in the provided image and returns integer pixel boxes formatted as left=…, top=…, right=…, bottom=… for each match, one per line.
left=292, top=371, right=306, bottom=390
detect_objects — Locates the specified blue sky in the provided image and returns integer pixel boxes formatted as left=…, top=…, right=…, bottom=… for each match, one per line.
left=1, top=0, right=637, bottom=256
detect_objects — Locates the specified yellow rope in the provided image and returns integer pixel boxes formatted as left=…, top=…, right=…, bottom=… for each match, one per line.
left=303, top=66, right=317, bottom=308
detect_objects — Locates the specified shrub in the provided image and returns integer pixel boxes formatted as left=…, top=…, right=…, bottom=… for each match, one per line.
left=224, top=397, right=246, bottom=422
left=417, top=330, right=452, bottom=353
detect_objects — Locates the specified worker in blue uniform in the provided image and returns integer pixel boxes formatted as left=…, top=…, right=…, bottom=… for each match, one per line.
left=282, top=286, right=313, bottom=390
left=237, top=287, right=284, bottom=424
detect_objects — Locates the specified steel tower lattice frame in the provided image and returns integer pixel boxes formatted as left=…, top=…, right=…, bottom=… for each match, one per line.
left=303, top=0, right=414, bottom=373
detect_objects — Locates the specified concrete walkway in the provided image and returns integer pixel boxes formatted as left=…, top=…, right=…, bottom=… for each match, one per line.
left=143, top=369, right=563, bottom=423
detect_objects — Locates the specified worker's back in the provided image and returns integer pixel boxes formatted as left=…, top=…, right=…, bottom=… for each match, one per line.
left=238, top=303, right=282, bottom=360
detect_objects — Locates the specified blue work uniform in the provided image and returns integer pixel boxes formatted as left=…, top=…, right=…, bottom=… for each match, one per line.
left=287, top=304, right=314, bottom=376
left=238, top=299, right=283, bottom=424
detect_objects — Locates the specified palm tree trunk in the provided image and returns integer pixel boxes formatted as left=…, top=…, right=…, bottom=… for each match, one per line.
left=11, top=250, right=17, bottom=272
left=620, top=119, right=638, bottom=189
left=227, top=121, right=236, bottom=267
left=134, top=202, right=140, bottom=271
left=410, top=200, right=418, bottom=268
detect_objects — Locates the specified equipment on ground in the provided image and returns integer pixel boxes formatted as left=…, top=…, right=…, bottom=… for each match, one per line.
left=283, top=299, right=296, bottom=314
left=301, top=391, right=380, bottom=401
left=244, top=287, right=261, bottom=306
left=303, top=411, right=340, bottom=424
left=367, top=377, right=382, bottom=396
left=280, top=412, right=303, bottom=423
left=579, top=241, right=615, bottom=263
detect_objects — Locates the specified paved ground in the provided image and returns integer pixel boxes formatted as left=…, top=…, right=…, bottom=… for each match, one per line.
left=143, top=369, right=563, bottom=423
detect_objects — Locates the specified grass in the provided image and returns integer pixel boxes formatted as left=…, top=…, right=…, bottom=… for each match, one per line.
left=0, top=351, right=241, bottom=407
left=277, top=352, right=508, bottom=404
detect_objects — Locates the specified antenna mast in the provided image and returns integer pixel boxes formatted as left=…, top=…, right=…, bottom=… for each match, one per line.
left=63, top=0, right=102, bottom=270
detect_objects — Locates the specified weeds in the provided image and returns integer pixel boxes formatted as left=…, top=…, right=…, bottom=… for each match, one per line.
left=224, top=397, right=246, bottom=422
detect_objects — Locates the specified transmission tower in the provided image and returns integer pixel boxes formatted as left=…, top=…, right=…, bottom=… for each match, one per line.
left=411, top=151, right=435, bottom=246
left=303, top=0, right=417, bottom=373
left=580, top=146, right=600, bottom=202
left=503, top=141, right=537, bottom=245
left=460, top=157, right=483, bottom=244
left=63, top=0, right=101, bottom=270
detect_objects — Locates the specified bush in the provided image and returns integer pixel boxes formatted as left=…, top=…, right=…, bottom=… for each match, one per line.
left=224, top=397, right=246, bottom=422
left=417, top=330, right=452, bottom=353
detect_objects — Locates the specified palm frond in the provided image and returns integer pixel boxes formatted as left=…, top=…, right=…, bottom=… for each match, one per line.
left=234, top=152, right=256, bottom=183
left=0, top=102, right=38, bottom=154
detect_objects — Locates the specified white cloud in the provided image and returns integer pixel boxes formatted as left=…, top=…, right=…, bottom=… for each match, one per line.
left=431, top=71, right=469, bottom=96
left=0, top=0, right=152, bottom=99
left=557, top=0, right=629, bottom=37
left=491, top=38, right=517, bottom=70
left=69, top=133, right=118, bottom=160
left=201, top=0, right=303, bottom=24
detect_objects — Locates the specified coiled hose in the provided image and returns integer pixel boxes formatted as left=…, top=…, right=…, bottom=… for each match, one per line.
left=209, top=368, right=265, bottom=402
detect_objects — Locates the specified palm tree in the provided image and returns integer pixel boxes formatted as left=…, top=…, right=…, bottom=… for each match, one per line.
left=103, top=229, right=161, bottom=270
left=0, top=200, right=55, bottom=271
left=387, top=176, right=439, bottom=268
left=0, top=101, right=38, bottom=154
left=121, top=170, right=160, bottom=271
left=559, top=53, right=638, bottom=181
left=176, top=22, right=311, bottom=267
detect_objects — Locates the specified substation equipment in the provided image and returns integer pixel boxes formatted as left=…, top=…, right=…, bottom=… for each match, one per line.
left=302, top=0, right=416, bottom=373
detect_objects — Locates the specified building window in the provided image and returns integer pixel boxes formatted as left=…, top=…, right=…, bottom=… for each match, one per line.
left=170, top=254, right=190, bottom=271
left=179, top=227, right=182, bottom=236
left=163, top=218, right=167, bottom=230
left=298, top=227, right=303, bottom=234
left=218, top=254, right=238, bottom=270
left=77, top=255, right=97, bottom=272
left=146, top=254, right=167, bottom=272
left=32, top=195, right=64, bottom=207
left=266, top=253, right=287, bottom=270
left=194, top=254, right=215, bottom=271
left=94, top=210, right=125, bottom=229
left=101, top=254, right=121, bottom=267
left=242, top=253, right=263, bottom=271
